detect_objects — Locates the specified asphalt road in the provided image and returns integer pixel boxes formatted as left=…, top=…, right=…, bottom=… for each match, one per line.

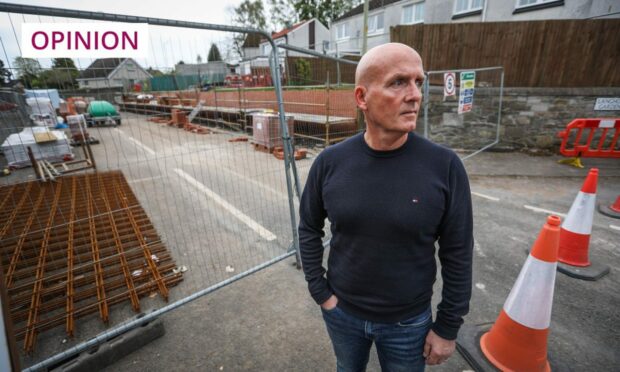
left=10, top=112, right=619, bottom=371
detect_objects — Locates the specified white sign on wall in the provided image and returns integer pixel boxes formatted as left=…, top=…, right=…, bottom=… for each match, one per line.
left=444, top=72, right=456, bottom=100
left=458, top=71, right=476, bottom=114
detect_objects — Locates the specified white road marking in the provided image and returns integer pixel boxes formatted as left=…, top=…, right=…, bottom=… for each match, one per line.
left=173, top=168, right=277, bottom=241
left=610, top=225, right=620, bottom=231
left=510, top=236, right=529, bottom=245
left=114, top=128, right=156, bottom=155
left=474, top=241, right=486, bottom=257
left=218, top=167, right=287, bottom=200
left=128, top=176, right=163, bottom=184
left=523, top=205, right=567, bottom=218
left=471, top=191, right=500, bottom=202
left=475, top=283, right=486, bottom=291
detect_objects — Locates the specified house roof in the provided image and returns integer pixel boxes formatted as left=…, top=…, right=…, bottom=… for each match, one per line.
left=78, top=58, right=125, bottom=79
left=267, top=20, right=309, bottom=41
left=335, top=0, right=401, bottom=22
left=242, top=33, right=262, bottom=48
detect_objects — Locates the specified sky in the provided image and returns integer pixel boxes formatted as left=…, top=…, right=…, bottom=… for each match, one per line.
left=0, top=0, right=254, bottom=72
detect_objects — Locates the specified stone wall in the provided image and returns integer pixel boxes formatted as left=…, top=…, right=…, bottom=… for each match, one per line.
left=421, top=87, right=620, bottom=152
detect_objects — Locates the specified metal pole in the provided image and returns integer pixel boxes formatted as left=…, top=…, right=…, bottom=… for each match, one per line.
left=361, top=0, right=369, bottom=54
left=325, top=71, right=331, bottom=146
left=496, top=69, right=504, bottom=143
left=269, top=51, right=302, bottom=269
left=280, top=44, right=358, bottom=65
left=423, top=73, right=429, bottom=139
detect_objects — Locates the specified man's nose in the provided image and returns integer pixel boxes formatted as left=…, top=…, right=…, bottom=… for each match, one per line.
left=405, top=82, right=422, bottom=102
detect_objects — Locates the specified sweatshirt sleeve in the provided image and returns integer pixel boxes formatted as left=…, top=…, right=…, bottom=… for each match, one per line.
left=432, top=155, right=474, bottom=340
left=298, top=155, right=332, bottom=305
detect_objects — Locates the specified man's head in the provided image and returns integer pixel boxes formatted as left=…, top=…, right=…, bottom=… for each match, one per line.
left=354, top=43, right=424, bottom=135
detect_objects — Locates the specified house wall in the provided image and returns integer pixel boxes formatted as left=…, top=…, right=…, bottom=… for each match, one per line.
left=78, top=78, right=119, bottom=89
left=243, top=47, right=260, bottom=59
left=111, top=61, right=151, bottom=81
left=330, top=0, right=620, bottom=53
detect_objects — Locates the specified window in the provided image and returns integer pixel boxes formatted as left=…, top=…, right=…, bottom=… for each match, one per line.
left=336, top=22, right=349, bottom=40
left=454, top=0, right=484, bottom=14
left=514, top=0, right=563, bottom=13
left=368, top=13, right=384, bottom=34
left=403, top=2, right=425, bottom=24
left=519, top=0, right=549, bottom=6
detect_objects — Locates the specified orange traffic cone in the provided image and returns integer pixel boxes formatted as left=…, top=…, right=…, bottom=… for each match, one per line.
left=557, top=168, right=609, bottom=280
left=599, top=194, right=620, bottom=219
left=480, top=215, right=561, bottom=372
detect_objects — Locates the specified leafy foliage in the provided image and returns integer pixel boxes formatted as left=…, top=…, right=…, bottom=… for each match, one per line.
left=208, top=44, right=223, bottom=62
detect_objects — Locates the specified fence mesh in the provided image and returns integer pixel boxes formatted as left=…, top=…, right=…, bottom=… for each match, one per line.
left=0, top=10, right=301, bottom=368
left=0, top=5, right=505, bottom=368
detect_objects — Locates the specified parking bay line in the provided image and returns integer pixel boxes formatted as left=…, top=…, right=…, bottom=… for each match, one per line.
left=173, top=168, right=277, bottom=241
left=114, top=128, right=156, bottom=156
left=523, top=205, right=567, bottom=218
left=471, top=191, right=500, bottom=202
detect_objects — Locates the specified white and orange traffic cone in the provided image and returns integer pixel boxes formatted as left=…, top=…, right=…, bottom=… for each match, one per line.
left=479, top=215, right=560, bottom=372
left=598, top=194, right=620, bottom=219
left=557, top=168, right=610, bottom=280
left=456, top=216, right=561, bottom=372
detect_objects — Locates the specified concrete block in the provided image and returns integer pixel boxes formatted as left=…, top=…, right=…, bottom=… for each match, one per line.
left=516, top=116, right=531, bottom=125
left=519, top=111, right=535, bottom=117
left=51, top=317, right=165, bottom=372
left=531, top=103, right=550, bottom=112
left=442, top=113, right=463, bottom=127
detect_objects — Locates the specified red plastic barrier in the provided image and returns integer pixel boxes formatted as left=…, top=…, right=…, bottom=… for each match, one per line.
left=557, top=118, right=620, bottom=158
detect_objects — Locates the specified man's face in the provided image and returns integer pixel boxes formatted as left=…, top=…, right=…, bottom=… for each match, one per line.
left=359, top=51, right=424, bottom=134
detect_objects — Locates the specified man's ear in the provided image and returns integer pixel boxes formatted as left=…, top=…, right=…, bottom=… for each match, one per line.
left=354, top=86, right=367, bottom=111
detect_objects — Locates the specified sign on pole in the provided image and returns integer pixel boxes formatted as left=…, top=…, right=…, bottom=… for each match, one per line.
left=458, top=71, right=476, bottom=114
left=444, top=72, right=456, bottom=99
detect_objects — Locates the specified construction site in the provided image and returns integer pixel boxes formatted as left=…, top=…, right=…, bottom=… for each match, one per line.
left=0, top=3, right=619, bottom=372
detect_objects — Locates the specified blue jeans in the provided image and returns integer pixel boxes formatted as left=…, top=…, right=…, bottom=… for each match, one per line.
left=321, top=305, right=432, bottom=372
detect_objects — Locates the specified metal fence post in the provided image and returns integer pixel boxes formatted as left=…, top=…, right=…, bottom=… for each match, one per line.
left=269, top=48, right=302, bottom=268
left=423, top=73, right=429, bottom=139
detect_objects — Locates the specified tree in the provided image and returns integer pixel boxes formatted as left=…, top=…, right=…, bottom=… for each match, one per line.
left=146, top=67, right=164, bottom=77
left=294, top=0, right=360, bottom=28
left=294, top=58, right=311, bottom=85
left=40, top=58, right=79, bottom=89
left=13, top=57, right=42, bottom=88
left=52, top=58, right=77, bottom=70
left=208, top=44, right=222, bottom=62
left=231, top=0, right=267, bottom=58
left=197, top=55, right=203, bottom=64
left=177, top=60, right=185, bottom=65
left=0, top=59, right=12, bottom=86
left=267, top=0, right=299, bottom=31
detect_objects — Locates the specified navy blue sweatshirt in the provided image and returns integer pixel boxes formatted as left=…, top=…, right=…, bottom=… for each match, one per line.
left=298, top=132, right=473, bottom=340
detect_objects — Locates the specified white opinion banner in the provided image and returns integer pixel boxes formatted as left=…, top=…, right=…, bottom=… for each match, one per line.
left=22, top=23, right=149, bottom=58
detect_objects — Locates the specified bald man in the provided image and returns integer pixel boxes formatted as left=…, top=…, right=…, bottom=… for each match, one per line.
left=299, top=43, right=473, bottom=371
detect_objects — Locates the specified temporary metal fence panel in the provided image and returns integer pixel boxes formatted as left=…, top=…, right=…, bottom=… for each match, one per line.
left=423, top=67, right=504, bottom=160
left=0, top=3, right=299, bottom=370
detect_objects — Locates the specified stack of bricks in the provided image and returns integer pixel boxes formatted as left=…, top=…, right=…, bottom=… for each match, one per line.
left=272, top=147, right=307, bottom=161
left=169, top=109, right=188, bottom=128
left=181, top=99, right=197, bottom=107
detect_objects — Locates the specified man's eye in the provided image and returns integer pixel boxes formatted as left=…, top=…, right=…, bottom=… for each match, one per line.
left=415, top=80, right=424, bottom=88
left=392, top=79, right=405, bottom=87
